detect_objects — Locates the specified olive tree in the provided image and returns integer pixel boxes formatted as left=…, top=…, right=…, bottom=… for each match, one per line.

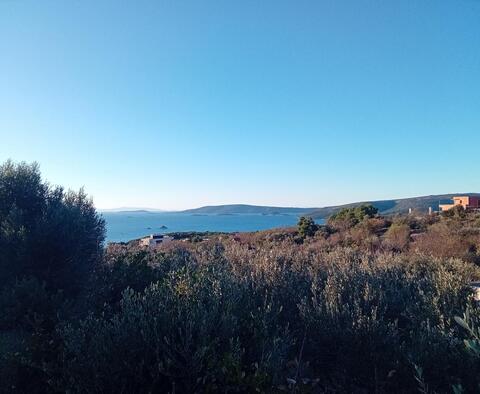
left=0, top=160, right=105, bottom=297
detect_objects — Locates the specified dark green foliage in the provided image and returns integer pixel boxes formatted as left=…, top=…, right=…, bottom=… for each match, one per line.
left=0, top=278, right=67, bottom=393
left=0, top=278, right=63, bottom=332
left=55, top=267, right=290, bottom=393
left=297, top=216, right=318, bottom=238
left=168, top=231, right=224, bottom=240
left=3, top=160, right=480, bottom=392
left=455, top=306, right=480, bottom=357
left=86, top=250, right=161, bottom=314
left=0, top=160, right=105, bottom=296
left=40, top=251, right=478, bottom=393
left=329, top=204, right=378, bottom=228
left=2, top=228, right=480, bottom=392
left=0, top=160, right=105, bottom=392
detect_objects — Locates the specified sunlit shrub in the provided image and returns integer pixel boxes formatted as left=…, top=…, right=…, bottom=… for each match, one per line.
left=384, top=222, right=411, bottom=251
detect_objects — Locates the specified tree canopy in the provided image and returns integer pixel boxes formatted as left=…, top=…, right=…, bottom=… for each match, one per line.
left=297, top=216, right=318, bottom=238
left=328, top=204, right=378, bottom=226
left=0, top=160, right=105, bottom=296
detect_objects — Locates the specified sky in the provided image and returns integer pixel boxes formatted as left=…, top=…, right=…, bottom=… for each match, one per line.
left=1, top=0, right=479, bottom=210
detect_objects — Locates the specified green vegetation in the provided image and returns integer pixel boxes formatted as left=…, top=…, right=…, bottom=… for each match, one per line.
left=308, top=194, right=480, bottom=219
left=2, top=161, right=480, bottom=393
left=297, top=216, right=318, bottom=238
left=178, top=194, right=480, bottom=219
left=328, top=203, right=378, bottom=228
left=0, top=160, right=105, bottom=296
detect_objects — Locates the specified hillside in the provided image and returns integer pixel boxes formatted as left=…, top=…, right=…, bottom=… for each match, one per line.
left=181, top=204, right=315, bottom=215
left=308, top=193, right=480, bottom=219
left=181, top=194, right=480, bottom=219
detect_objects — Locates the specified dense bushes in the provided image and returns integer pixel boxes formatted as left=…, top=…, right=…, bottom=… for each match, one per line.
left=56, top=267, right=289, bottom=393
left=3, top=161, right=480, bottom=392
left=0, top=161, right=105, bottom=296
left=297, top=216, right=318, bottom=238
left=32, top=246, right=479, bottom=393
left=3, top=245, right=480, bottom=393
left=0, top=161, right=105, bottom=393
left=384, top=222, right=410, bottom=251
left=328, top=204, right=379, bottom=229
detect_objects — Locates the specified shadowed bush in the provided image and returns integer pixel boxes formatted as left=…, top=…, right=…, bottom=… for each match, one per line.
left=0, top=160, right=105, bottom=296
left=44, top=248, right=480, bottom=393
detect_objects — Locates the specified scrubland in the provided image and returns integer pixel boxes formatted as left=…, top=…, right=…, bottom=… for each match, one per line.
left=2, top=161, right=480, bottom=393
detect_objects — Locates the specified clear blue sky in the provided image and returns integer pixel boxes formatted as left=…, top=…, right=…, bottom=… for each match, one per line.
left=1, top=0, right=479, bottom=210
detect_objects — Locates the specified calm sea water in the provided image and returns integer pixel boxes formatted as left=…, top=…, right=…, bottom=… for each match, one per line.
left=103, top=212, right=324, bottom=243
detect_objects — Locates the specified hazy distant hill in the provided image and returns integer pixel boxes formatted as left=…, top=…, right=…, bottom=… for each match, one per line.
left=105, top=194, right=480, bottom=219
left=181, top=194, right=480, bottom=219
left=307, top=193, right=480, bottom=219
left=181, top=204, right=315, bottom=216
left=100, top=208, right=166, bottom=213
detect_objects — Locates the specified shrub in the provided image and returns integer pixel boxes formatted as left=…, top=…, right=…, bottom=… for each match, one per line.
left=329, top=204, right=378, bottom=229
left=45, top=247, right=480, bottom=393
left=0, top=278, right=66, bottom=393
left=297, top=216, right=318, bottom=238
left=55, top=267, right=291, bottom=393
left=384, top=222, right=411, bottom=251
left=0, top=160, right=105, bottom=297
left=413, top=221, right=480, bottom=263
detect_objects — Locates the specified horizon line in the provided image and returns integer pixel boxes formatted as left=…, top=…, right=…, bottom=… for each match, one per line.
left=97, top=192, right=480, bottom=213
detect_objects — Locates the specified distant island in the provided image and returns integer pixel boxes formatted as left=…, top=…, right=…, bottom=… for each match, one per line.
left=99, top=207, right=167, bottom=213
left=102, top=194, right=480, bottom=218
left=181, top=204, right=315, bottom=216
left=178, top=193, right=480, bottom=218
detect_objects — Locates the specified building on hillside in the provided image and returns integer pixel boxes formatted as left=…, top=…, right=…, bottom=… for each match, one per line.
left=139, top=234, right=174, bottom=249
left=439, top=196, right=480, bottom=212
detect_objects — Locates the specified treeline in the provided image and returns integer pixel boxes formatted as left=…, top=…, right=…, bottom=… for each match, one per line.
left=2, top=161, right=480, bottom=393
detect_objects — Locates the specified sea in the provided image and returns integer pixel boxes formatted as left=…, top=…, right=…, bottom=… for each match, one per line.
left=103, top=211, right=324, bottom=243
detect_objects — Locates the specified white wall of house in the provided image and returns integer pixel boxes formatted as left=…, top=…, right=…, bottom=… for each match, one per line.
left=140, top=234, right=173, bottom=249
